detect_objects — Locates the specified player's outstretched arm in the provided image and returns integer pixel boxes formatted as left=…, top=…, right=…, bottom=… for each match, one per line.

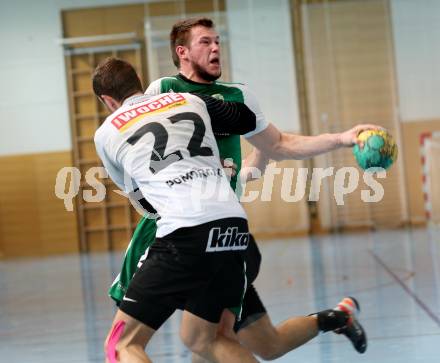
left=247, top=123, right=382, bottom=161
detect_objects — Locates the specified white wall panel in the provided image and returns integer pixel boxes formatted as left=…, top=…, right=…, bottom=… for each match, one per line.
left=0, top=0, right=144, bottom=156
left=226, top=0, right=301, bottom=132
left=391, top=0, right=440, bottom=121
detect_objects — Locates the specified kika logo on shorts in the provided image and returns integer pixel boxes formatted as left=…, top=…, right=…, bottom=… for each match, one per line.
left=206, top=227, right=249, bottom=252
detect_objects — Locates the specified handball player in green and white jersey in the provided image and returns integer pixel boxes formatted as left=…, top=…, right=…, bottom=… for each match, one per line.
left=108, top=17, right=380, bottom=361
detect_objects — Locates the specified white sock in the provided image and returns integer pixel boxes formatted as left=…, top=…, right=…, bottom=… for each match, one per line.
left=335, top=297, right=356, bottom=314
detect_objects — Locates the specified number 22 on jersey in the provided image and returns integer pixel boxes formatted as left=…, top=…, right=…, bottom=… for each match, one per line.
left=126, top=112, right=214, bottom=174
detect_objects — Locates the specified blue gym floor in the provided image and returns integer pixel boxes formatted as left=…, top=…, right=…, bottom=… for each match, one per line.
left=1, top=227, right=439, bottom=362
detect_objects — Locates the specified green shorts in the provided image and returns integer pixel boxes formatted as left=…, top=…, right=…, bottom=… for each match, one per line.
left=108, top=217, right=157, bottom=303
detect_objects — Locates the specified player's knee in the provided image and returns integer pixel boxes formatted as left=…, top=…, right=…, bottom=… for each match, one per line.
left=182, top=337, right=212, bottom=356
left=118, top=344, right=146, bottom=361
left=105, top=320, right=130, bottom=362
left=242, top=330, right=281, bottom=361
left=254, top=343, right=282, bottom=361
left=106, top=339, right=145, bottom=362
left=180, top=330, right=213, bottom=355
left=180, top=333, right=205, bottom=354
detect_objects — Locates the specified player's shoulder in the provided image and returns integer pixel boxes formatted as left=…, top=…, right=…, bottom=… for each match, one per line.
left=94, top=111, right=117, bottom=144
left=145, top=76, right=180, bottom=96
left=148, top=76, right=176, bottom=88
left=147, top=76, right=179, bottom=88
left=94, top=120, right=108, bottom=147
left=150, top=76, right=178, bottom=84
left=95, top=99, right=138, bottom=141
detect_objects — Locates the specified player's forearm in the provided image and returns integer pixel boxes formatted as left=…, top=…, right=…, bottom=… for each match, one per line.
left=270, top=132, right=343, bottom=161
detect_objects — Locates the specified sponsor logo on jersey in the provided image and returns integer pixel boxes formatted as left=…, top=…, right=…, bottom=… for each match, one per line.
left=206, top=226, right=249, bottom=252
left=111, top=93, right=187, bottom=131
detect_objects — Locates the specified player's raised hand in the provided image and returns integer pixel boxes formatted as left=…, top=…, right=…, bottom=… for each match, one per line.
left=339, top=124, right=385, bottom=148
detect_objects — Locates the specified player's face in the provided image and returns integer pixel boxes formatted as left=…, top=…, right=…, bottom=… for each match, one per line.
left=187, top=26, right=221, bottom=82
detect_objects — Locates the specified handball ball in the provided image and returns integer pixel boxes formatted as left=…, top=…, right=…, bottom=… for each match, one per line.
left=353, top=129, right=398, bottom=170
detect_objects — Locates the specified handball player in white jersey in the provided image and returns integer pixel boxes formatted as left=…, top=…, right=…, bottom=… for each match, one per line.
left=93, top=57, right=265, bottom=363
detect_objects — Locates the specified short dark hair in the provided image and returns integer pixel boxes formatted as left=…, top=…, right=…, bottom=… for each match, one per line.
left=92, top=57, right=142, bottom=102
left=170, top=17, right=215, bottom=68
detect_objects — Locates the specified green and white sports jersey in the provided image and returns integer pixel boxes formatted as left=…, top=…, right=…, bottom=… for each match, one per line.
left=145, top=74, right=267, bottom=190
left=109, top=74, right=267, bottom=304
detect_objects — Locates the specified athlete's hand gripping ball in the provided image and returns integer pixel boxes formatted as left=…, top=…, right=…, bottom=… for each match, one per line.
left=353, top=129, right=398, bottom=170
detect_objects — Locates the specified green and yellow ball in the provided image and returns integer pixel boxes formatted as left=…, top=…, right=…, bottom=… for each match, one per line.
left=353, top=129, right=398, bottom=170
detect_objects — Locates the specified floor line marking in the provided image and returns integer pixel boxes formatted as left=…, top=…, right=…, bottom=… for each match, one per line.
left=369, top=250, right=440, bottom=328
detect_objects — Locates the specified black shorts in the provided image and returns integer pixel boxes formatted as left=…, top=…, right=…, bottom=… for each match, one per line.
left=119, top=217, right=249, bottom=330
left=244, top=234, right=261, bottom=284
left=234, top=235, right=266, bottom=332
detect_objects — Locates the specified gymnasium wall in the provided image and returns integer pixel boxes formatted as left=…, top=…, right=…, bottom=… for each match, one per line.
left=0, top=0, right=144, bottom=257
left=0, top=152, right=78, bottom=256
left=0, top=0, right=145, bottom=157
left=227, top=0, right=301, bottom=133
left=0, top=0, right=308, bottom=257
left=227, top=0, right=309, bottom=237
left=391, top=0, right=440, bottom=122
left=390, top=0, right=440, bottom=223
left=1, top=0, right=440, bottom=257
left=0, top=0, right=300, bottom=157
left=300, top=0, right=407, bottom=230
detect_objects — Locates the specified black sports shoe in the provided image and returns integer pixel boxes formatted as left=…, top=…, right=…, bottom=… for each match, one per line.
left=335, top=297, right=368, bottom=354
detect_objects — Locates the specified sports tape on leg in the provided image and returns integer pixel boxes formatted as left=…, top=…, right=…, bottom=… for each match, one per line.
left=107, top=320, right=126, bottom=363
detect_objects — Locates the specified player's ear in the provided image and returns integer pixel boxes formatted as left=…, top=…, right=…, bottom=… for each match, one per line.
left=101, top=95, right=120, bottom=112
left=176, top=45, right=188, bottom=61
